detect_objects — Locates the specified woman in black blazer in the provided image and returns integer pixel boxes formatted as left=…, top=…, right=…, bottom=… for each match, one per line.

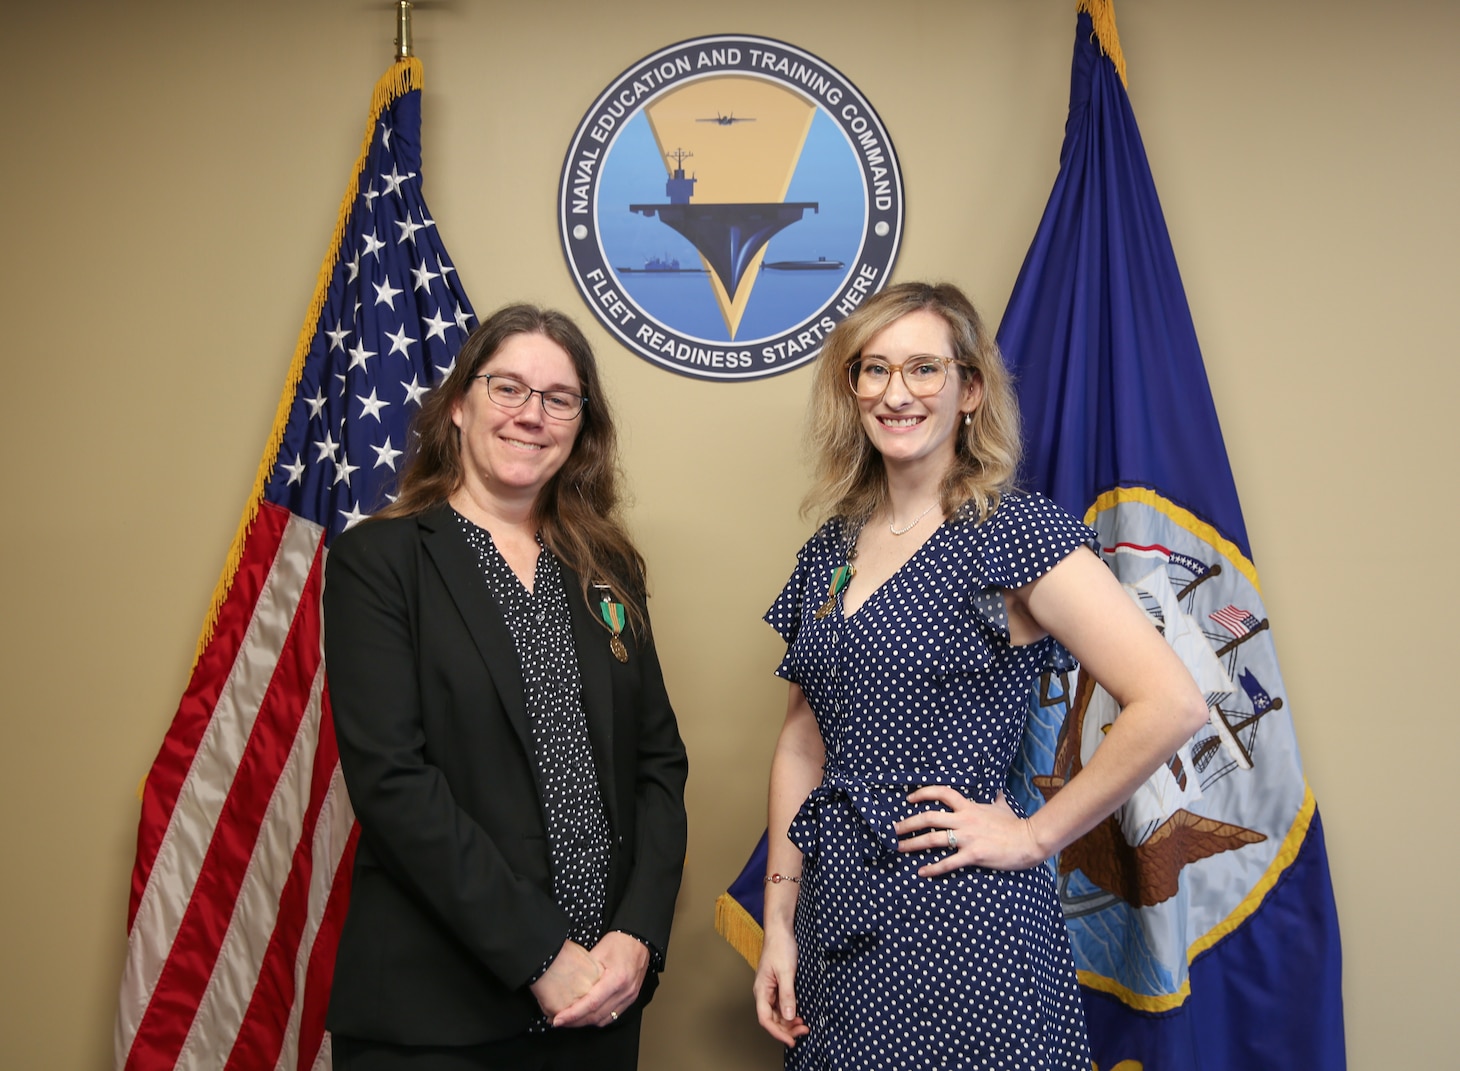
left=323, top=304, right=688, bottom=1070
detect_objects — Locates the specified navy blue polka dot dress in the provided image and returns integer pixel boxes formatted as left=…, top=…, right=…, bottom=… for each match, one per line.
left=765, top=492, right=1097, bottom=1070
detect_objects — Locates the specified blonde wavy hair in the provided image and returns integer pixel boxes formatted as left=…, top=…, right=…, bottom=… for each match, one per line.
left=803, top=281, right=1022, bottom=526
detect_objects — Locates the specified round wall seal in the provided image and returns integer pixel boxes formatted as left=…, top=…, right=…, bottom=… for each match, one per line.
left=559, top=34, right=904, bottom=381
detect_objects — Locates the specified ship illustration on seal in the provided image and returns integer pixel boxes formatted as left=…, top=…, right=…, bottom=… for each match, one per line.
left=615, top=254, right=705, bottom=274
left=628, top=148, right=821, bottom=301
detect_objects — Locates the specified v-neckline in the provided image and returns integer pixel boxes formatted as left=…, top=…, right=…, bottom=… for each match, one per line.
left=840, top=519, right=947, bottom=621
left=456, top=509, right=544, bottom=598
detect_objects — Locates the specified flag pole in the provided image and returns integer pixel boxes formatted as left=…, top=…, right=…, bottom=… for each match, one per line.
left=395, top=1, right=413, bottom=61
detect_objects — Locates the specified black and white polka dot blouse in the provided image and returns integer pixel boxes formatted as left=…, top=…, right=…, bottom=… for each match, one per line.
left=455, top=513, right=612, bottom=961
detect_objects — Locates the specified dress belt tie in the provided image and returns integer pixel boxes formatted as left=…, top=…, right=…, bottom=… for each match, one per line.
left=787, top=765, right=988, bottom=953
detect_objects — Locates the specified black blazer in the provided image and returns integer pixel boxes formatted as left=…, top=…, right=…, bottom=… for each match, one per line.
left=322, top=504, right=688, bottom=1045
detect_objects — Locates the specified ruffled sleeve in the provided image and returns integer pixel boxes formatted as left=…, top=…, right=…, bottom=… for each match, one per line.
left=764, top=521, right=842, bottom=682
left=975, top=492, right=1099, bottom=590
left=764, top=557, right=808, bottom=647
left=970, top=492, right=1099, bottom=671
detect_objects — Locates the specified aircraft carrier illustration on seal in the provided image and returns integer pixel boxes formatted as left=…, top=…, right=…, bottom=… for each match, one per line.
left=627, top=148, right=819, bottom=301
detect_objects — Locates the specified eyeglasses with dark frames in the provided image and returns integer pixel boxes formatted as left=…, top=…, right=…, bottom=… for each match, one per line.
left=848, top=354, right=956, bottom=399
left=472, top=373, right=587, bottom=420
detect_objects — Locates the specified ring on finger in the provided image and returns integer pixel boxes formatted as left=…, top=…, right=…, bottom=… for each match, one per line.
left=610, top=1010, right=618, bottom=1021
left=947, top=830, right=958, bottom=850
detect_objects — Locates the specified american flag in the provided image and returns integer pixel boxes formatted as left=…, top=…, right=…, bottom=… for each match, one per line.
left=115, top=58, right=476, bottom=1070
left=1209, top=604, right=1262, bottom=639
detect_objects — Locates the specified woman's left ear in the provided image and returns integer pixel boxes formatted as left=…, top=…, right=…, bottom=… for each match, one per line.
left=962, top=369, right=984, bottom=413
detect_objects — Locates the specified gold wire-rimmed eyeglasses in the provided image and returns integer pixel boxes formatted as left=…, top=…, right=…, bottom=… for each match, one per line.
left=847, top=355, right=956, bottom=399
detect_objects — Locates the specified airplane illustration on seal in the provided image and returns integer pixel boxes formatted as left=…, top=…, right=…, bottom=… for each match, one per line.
left=696, top=112, right=756, bottom=125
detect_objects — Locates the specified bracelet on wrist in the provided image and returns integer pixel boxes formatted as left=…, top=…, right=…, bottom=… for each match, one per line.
left=764, top=872, right=801, bottom=884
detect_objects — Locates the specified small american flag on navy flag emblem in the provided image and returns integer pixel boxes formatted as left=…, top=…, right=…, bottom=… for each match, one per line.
left=1209, top=604, right=1262, bottom=638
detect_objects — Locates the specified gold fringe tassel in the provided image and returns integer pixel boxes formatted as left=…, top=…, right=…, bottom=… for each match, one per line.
left=714, top=891, right=765, bottom=971
left=189, top=58, right=425, bottom=670
left=1076, top=0, right=1129, bottom=88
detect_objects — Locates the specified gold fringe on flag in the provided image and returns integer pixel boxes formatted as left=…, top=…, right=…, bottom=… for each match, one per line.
left=190, top=58, right=425, bottom=668
left=1076, top=0, right=1129, bottom=88
left=714, top=891, right=765, bottom=970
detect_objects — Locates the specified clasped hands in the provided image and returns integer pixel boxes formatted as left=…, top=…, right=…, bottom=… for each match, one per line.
left=893, top=786, right=1045, bottom=875
left=530, top=931, right=648, bottom=1029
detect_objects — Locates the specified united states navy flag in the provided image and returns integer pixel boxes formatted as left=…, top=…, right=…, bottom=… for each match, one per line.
left=1000, top=3, right=1346, bottom=1067
left=116, top=57, right=476, bottom=1070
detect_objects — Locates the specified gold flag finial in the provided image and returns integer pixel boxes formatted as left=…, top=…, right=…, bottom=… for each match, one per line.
left=1077, top=0, right=1129, bottom=88
left=395, top=1, right=413, bottom=60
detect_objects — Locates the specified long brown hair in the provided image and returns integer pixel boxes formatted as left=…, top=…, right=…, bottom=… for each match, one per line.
left=377, top=304, right=649, bottom=634
left=803, top=281, right=1022, bottom=525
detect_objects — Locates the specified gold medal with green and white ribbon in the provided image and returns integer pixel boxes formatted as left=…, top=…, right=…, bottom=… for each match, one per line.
left=598, top=595, right=629, bottom=663
left=814, top=564, right=855, bottom=620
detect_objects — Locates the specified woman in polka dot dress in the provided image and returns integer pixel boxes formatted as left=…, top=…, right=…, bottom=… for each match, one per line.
left=753, top=283, right=1207, bottom=1070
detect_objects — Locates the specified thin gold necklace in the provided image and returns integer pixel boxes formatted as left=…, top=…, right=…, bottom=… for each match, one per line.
left=889, top=502, right=939, bottom=536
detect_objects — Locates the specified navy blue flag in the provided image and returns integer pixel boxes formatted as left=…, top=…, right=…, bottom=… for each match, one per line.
left=999, top=4, right=1345, bottom=1068
left=119, top=58, right=476, bottom=1069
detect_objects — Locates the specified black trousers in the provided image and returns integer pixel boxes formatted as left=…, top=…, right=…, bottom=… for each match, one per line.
left=331, top=1012, right=642, bottom=1071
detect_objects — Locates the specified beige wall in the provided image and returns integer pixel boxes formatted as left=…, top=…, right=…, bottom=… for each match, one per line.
left=3, top=1, right=1455, bottom=1067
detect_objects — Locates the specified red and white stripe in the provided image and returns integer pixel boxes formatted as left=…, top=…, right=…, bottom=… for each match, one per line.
left=1210, top=603, right=1258, bottom=638
left=117, top=501, right=357, bottom=1070
left=1102, top=541, right=1173, bottom=560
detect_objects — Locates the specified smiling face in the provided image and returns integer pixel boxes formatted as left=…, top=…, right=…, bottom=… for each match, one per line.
left=450, top=331, right=583, bottom=507
left=855, top=308, right=982, bottom=477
